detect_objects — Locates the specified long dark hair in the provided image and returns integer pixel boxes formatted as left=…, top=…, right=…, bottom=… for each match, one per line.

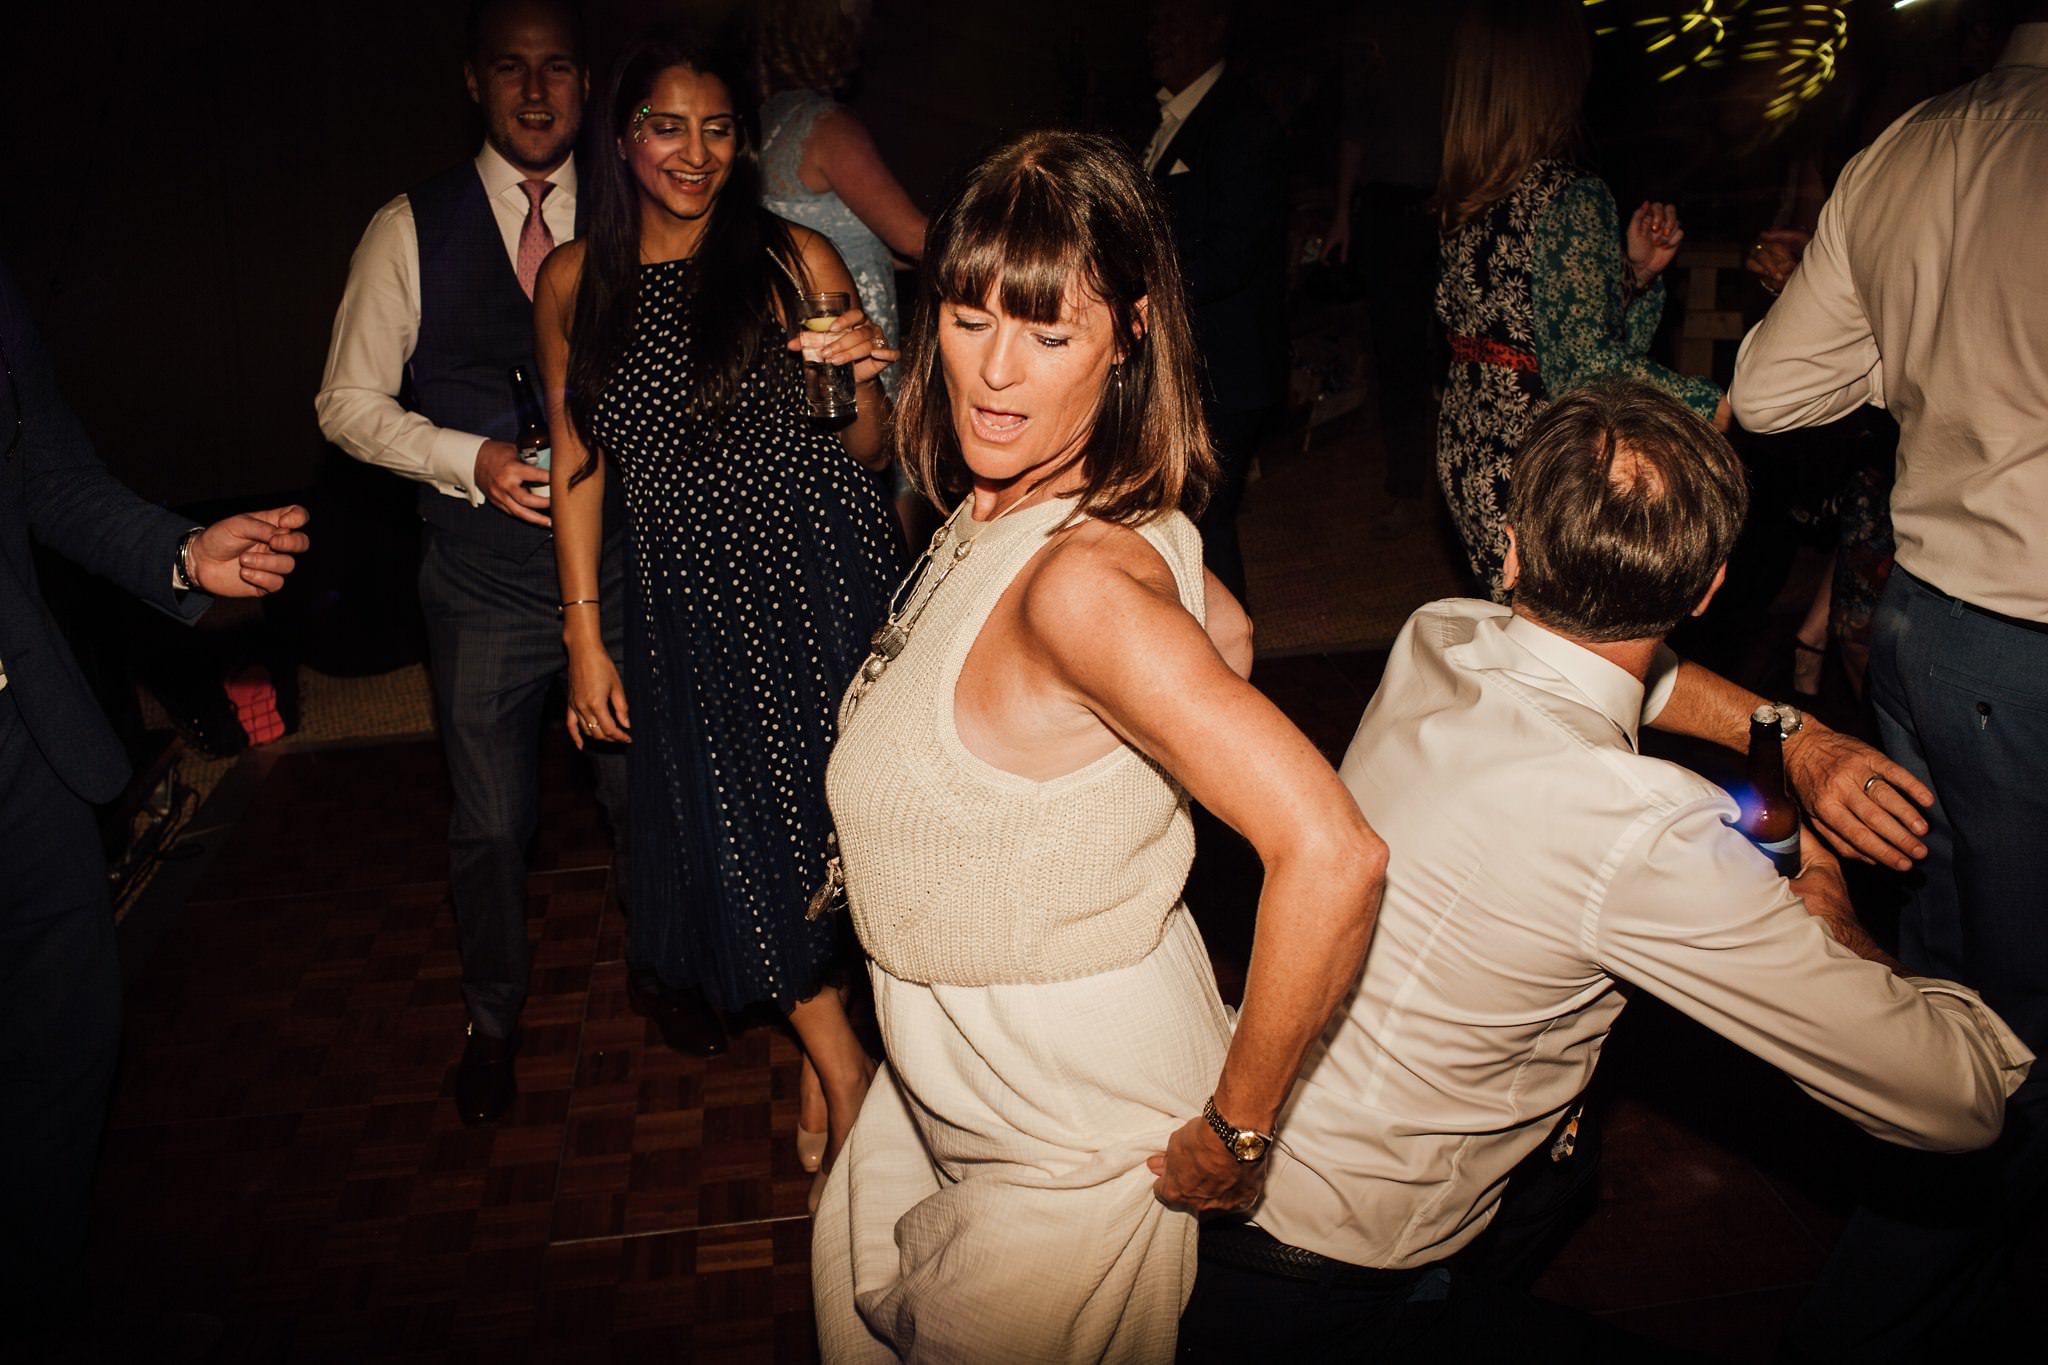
left=566, top=25, right=807, bottom=480
left=894, top=130, right=1215, bottom=525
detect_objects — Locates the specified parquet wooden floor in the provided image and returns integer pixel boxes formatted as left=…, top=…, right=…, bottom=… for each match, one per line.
left=92, top=654, right=2035, bottom=1362
left=95, top=736, right=824, bottom=1364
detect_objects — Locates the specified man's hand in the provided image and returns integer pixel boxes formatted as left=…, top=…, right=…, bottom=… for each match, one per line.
left=188, top=505, right=311, bottom=597
left=1784, top=723, right=1933, bottom=871
left=476, top=439, right=552, bottom=527
left=1149, top=1115, right=1268, bottom=1214
left=1744, top=227, right=1811, bottom=296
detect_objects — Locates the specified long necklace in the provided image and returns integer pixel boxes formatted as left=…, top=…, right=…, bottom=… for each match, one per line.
left=806, top=489, right=1042, bottom=920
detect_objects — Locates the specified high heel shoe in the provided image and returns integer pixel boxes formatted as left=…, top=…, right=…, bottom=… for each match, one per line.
left=808, top=1164, right=829, bottom=1217
left=796, top=1124, right=827, bottom=1174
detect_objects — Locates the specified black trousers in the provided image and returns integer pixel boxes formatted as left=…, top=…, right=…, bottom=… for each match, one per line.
left=1178, top=1110, right=1670, bottom=1362
left=417, top=527, right=630, bottom=1039
left=0, top=688, right=123, bottom=1338
left=1198, top=405, right=1279, bottom=605
left=1355, top=182, right=1443, bottom=502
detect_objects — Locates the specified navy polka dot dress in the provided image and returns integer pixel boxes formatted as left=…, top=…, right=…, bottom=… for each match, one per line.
left=594, top=256, right=902, bottom=1012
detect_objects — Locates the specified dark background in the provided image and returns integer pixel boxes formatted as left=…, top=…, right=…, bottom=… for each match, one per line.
left=0, top=0, right=1984, bottom=510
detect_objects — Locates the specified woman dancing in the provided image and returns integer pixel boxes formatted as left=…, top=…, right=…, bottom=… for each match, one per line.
left=538, top=27, right=900, bottom=1199
left=811, top=131, right=1386, bottom=1362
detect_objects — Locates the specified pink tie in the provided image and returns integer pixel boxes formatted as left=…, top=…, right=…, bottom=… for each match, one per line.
left=515, top=180, right=555, bottom=300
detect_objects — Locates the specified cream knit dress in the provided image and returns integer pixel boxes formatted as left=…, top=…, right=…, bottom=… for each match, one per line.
left=812, top=496, right=1234, bottom=1363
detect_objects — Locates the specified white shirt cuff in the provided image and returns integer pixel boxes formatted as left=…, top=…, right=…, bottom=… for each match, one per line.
left=429, top=429, right=491, bottom=506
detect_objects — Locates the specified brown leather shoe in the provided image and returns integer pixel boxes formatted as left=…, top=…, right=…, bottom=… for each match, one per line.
left=628, top=975, right=728, bottom=1057
left=454, top=1024, right=518, bottom=1125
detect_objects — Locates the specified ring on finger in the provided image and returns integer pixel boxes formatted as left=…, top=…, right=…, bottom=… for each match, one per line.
left=1862, top=773, right=1883, bottom=796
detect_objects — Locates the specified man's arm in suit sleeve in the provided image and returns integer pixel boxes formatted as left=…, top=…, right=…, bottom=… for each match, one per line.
left=2, top=259, right=207, bottom=622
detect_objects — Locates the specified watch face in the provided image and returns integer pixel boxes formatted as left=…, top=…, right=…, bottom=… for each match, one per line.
left=1231, top=1131, right=1269, bottom=1163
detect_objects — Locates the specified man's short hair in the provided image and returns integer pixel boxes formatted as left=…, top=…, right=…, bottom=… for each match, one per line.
left=465, top=0, right=584, bottom=66
left=1507, top=381, right=1748, bottom=643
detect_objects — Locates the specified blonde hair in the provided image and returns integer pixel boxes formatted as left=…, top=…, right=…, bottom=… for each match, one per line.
left=1434, top=0, right=1591, bottom=232
left=894, top=131, right=1216, bottom=526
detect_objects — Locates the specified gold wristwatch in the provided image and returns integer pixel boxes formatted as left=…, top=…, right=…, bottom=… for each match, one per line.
left=1202, top=1095, right=1273, bottom=1164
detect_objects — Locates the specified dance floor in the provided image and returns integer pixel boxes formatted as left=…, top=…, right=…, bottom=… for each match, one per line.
left=89, top=644, right=1940, bottom=1363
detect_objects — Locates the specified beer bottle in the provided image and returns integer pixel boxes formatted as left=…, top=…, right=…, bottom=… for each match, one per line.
left=1742, top=704, right=1802, bottom=877
left=508, top=364, right=551, bottom=475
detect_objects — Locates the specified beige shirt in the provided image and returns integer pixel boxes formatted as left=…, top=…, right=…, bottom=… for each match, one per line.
left=313, top=145, right=577, bottom=503
left=1731, top=25, right=2048, bottom=622
left=1253, top=600, right=2031, bottom=1271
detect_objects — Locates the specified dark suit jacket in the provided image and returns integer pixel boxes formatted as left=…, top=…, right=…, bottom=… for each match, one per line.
left=1, top=258, right=208, bottom=804
left=1151, top=72, right=1291, bottom=416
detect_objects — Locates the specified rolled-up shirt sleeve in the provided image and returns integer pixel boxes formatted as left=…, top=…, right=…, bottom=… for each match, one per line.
left=1731, top=145, right=1888, bottom=434
left=313, top=196, right=488, bottom=504
left=1591, top=797, right=2031, bottom=1152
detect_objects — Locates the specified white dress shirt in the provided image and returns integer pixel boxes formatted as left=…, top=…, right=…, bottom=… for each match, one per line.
left=1253, top=599, right=2032, bottom=1271
left=1143, top=59, right=1225, bottom=174
left=313, top=144, right=576, bottom=504
left=1731, top=25, right=2048, bottom=622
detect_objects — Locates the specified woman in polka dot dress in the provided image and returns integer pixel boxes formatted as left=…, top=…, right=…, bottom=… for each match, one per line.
left=536, top=27, right=901, bottom=1182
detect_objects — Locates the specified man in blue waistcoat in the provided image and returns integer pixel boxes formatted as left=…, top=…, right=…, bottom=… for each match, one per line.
left=315, top=0, right=725, bottom=1127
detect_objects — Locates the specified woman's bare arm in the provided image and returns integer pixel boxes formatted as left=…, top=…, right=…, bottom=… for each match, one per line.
left=536, top=243, right=629, bottom=748
left=807, top=108, right=927, bottom=263
left=1022, top=528, right=1386, bottom=1212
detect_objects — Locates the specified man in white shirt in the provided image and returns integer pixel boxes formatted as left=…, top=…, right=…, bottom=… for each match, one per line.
left=315, top=0, right=723, bottom=1128
left=1730, top=8, right=2048, bottom=1350
left=1176, top=382, right=2031, bottom=1358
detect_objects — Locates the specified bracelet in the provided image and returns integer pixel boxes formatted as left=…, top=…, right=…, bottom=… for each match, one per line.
left=172, top=527, right=204, bottom=591
left=559, top=598, right=600, bottom=613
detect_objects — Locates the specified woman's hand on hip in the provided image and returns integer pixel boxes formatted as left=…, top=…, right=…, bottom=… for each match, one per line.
left=1149, top=1115, right=1268, bottom=1213
left=565, top=642, right=632, bottom=748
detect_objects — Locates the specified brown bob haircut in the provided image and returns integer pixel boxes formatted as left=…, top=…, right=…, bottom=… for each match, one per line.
left=893, top=130, right=1217, bottom=525
left=1508, top=381, right=1748, bottom=643
left=1434, top=0, right=1590, bottom=232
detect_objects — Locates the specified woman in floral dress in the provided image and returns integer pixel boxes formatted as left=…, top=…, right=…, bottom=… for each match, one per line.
left=1433, top=0, right=1729, bottom=599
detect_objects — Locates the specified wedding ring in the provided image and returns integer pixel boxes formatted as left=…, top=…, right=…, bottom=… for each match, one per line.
left=1862, top=774, right=1883, bottom=796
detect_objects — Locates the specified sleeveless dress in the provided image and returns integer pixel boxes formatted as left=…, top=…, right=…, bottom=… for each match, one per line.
left=591, top=256, right=902, bottom=1012
left=812, top=498, right=1235, bottom=1363
left=1435, top=159, right=1720, bottom=599
left=760, top=90, right=903, bottom=401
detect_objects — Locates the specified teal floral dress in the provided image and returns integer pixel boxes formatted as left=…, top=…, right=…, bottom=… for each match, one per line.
left=1435, top=159, right=1722, bottom=598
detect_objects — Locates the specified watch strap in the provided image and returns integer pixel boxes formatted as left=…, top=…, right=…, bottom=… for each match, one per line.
left=1202, top=1095, right=1274, bottom=1164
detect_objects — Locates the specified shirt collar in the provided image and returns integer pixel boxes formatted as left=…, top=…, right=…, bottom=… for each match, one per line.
left=1499, top=612, right=1647, bottom=751
left=2000, top=22, right=2048, bottom=69
left=1155, top=60, right=1226, bottom=125
left=475, top=142, right=578, bottom=202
